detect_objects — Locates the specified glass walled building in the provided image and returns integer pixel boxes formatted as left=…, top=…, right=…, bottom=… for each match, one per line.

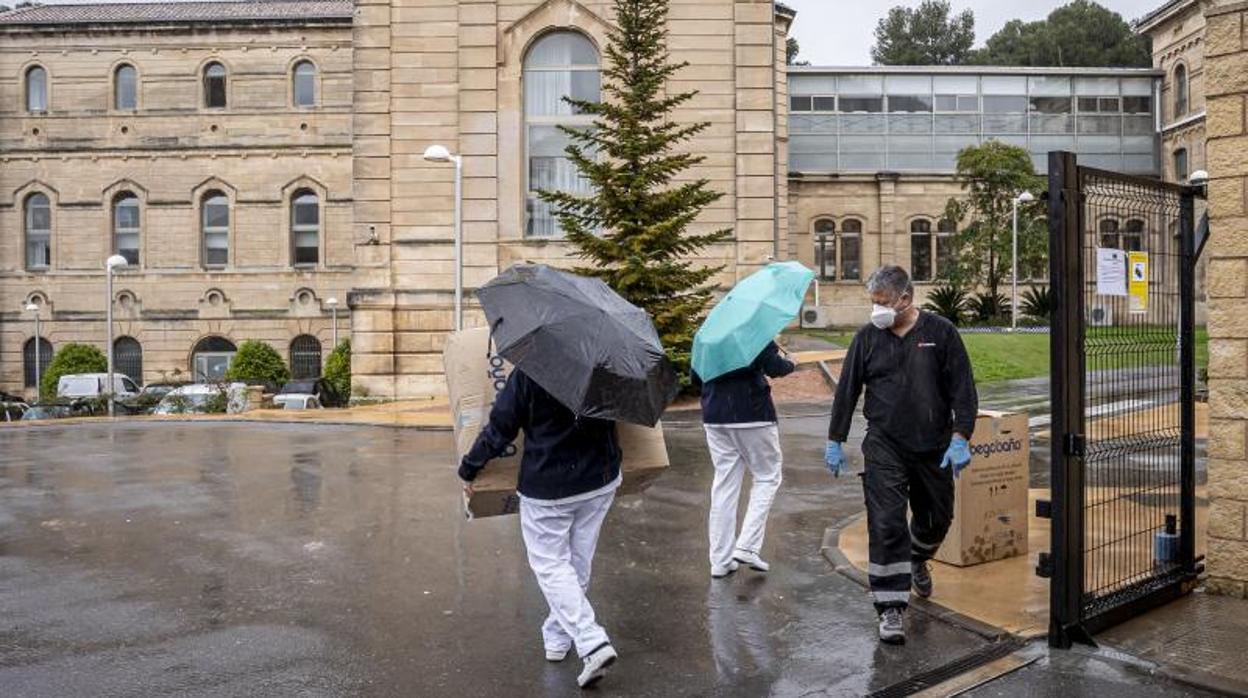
left=788, top=67, right=1163, bottom=176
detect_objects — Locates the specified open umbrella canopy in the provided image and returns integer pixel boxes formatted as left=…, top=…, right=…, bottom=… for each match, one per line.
left=476, top=265, right=679, bottom=428
left=691, top=261, right=815, bottom=382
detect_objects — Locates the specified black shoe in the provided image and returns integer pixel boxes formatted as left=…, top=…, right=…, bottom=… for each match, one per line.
left=878, top=608, right=905, bottom=645
left=912, top=560, right=932, bottom=599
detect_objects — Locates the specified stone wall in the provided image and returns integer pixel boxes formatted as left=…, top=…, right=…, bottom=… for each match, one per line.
left=1204, top=0, right=1248, bottom=598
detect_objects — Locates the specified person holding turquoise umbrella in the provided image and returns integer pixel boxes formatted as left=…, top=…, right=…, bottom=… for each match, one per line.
left=691, top=261, right=814, bottom=578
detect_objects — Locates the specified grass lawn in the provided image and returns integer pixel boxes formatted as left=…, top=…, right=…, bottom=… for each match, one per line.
left=799, top=328, right=1209, bottom=385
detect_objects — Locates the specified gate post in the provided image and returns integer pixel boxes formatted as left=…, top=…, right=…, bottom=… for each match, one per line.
left=1179, top=189, right=1197, bottom=573
left=1048, top=151, right=1090, bottom=648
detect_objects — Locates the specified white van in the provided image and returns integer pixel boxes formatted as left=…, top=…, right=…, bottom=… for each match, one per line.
left=57, top=373, right=141, bottom=400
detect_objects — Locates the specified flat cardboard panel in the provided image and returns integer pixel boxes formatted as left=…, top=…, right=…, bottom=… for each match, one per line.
left=935, top=411, right=1031, bottom=567
left=444, top=327, right=670, bottom=519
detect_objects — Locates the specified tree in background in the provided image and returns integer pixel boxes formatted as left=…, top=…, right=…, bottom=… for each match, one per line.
left=40, top=343, right=107, bottom=399
left=224, top=340, right=290, bottom=388
left=539, top=0, right=732, bottom=382
left=970, top=1, right=1150, bottom=68
left=941, top=141, right=1045, bottom=313
left=324, top=339, right=352, bottom=403
left=871, top=0, right=974, bottom=66
left=787, top=37, right=809, bottom=66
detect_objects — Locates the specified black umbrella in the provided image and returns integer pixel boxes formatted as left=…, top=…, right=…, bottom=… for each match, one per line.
left=476, top=264, right=679, bottom=428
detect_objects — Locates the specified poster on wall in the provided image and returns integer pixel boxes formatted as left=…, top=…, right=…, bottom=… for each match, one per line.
left=1129, top=251, right=1150, bottom=314
left=1096, top=248, right=1128, bottom=297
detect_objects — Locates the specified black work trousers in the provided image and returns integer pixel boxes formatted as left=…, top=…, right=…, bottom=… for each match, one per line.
left=861, top=430, right=955, bottom=613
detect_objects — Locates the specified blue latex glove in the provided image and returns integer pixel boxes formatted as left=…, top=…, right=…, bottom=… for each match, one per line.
left=825, top=441, right=846, bottom=478
left=941, top=436, right=972, bottom=479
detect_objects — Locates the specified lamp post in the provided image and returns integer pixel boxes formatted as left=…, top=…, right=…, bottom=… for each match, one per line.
left=423, top=144, right=463, bottom=331
left=105, top=254, right=128, bottom=417
left=1012, top=191, right=1036, bottom=332
left=326, top=297, right=339, bottom=347
left=25, top=302, right=41, bottom=402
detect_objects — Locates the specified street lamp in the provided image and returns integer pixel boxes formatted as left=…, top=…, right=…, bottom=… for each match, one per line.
left=25, top=302, right=41, bottom=402
left=105, top=254, right=128, bottom=417
left=326, top=297, right=339, bottom=347
left=423, top=144, right=463, bottom=331
left=1012, top=191, right=1036, bottom=332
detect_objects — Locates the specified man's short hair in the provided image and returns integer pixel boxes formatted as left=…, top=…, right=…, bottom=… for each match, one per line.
left=866, top=265, right=914, bottom=299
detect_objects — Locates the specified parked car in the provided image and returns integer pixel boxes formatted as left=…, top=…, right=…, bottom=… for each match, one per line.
left=153, top=383, right=247, bottom=415
left=273, top=393, right=323, bottom=410
left=122, top=382, right=191, bottom=414
left=278, top=378, right=345, bottom=408
left=57, top=373, right=140, bottom=401
left=1, top=400, right=29, bottom=422
left=20, top=403, right=89, bottom=421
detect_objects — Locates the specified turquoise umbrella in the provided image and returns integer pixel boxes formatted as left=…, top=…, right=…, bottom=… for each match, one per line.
left=692, top=261, right=815, bottom=382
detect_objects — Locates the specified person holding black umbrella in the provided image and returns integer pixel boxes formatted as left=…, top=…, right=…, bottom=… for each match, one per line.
left=458, top=265, right=679, bottom=689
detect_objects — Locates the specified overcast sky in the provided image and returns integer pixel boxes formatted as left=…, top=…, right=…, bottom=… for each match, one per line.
left=783, top=0, right=1165, bottom=66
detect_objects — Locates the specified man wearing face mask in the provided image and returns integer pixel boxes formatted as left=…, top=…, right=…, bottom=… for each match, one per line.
left=824, top=265, right=977, bottom=645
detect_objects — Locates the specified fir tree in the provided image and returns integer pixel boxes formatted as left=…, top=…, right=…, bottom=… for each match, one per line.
left=538, top=0, right=731, bottom=380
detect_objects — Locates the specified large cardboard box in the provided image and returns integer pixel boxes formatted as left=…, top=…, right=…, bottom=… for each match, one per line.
left=444, top=327, right=671, bottom=519
left=934, top=411, right=1030, bottom=567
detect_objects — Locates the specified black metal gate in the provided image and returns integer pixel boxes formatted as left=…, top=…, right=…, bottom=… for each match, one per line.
left=1045, top=151, right=1201, bottom=648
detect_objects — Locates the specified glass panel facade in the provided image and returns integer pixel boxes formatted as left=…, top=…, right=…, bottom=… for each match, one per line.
left=789, top=70, right=1160, bottom=175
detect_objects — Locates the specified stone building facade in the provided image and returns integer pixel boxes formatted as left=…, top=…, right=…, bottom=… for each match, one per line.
left=1203, top=0, right=1248, bottom=598
left=347, top=0, right=794, bottom=399
left=0, top=1, right=355, bottom=393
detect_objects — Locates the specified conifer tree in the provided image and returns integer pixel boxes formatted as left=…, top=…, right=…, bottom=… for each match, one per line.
left=539, top=0, right=731, bottom=380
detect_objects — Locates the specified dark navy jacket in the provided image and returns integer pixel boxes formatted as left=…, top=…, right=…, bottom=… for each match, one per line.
left=458, top=370, right=622, bottom=501
left=693, top=342, right=796, bottom=425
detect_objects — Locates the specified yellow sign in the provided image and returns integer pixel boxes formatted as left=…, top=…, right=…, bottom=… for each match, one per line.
left=1129, top=251, right=1149, bottom=314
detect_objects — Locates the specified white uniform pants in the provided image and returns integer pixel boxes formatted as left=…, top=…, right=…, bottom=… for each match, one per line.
left=705, top=424, right=783, bottom=571
left=520, top=489, right=614, bottom=658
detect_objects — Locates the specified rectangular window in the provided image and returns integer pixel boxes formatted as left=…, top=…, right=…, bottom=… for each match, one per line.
left=292, top=195, right=320, bottom=266
left=982, top=95, right=1028, bottom=113
left=888, top=95, right=933, bottom=113
left=1122, top=96, right=1152, bottom=114
left=790, top=95, right=812, bottom=112
left=911, top=233, right=933, bottom=282
left=812, top=96, right=836, bottom=112
left=1030, top=97, right=1072, bottom=114
left=841, top=235, right=861, bottom=281
left=839, top=96, right=884, bottom=113
left=1174, top=149, right=1189, bottom=181
left=27, top=234, right=50, bottom=269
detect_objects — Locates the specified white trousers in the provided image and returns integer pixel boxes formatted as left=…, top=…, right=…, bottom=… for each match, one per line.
left=520, top=490, right=614, bottom=658
left=705, top=424, right=784, bottom=571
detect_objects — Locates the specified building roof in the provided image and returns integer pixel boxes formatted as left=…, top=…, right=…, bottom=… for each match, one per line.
left=0, top=1, right=354, bottom=26
left=788, top=65, right=1164, bottom=77
left=1134, top=0, right=1199, bottom=33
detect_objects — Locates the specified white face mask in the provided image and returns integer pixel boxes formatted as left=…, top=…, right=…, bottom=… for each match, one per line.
left=870, top=304, right=897, bottom=330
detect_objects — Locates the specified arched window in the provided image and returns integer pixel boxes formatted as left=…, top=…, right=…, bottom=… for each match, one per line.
left=114, top=337, right=143, bottom=385
left=840, top=219, right=863, bottom=282
left=1174, top=148, right=1189, bottom=182
left=911, top=219, right=933, bottom=282
left=290, top=335, right=322, bottom=379
left=936, top=218, right=957, bottom=280
left=113, top=193, right=140, bottom=265
left=291, top=190, right=320, bottom=266
left=25, top=193, right=51, bottom=270
left=813, top=219, right=835, bottom=280
left=523, top=31, right=600, bottom=238
left=293, top=60, right=316, bottom=107
left=1099, top=218, right=1120, bottom=249
left=202, top=192, right=230, bottom=267
left=203, top=62, right=227, bottom=108
left=114, top=64, right=137, bottom=110
left=26, top=65, right=47, bottom=113
left=1174, top=64, right=1188, bottom=118
left=24, top=337, right=52, bottom=389
left=192, top=336, right=237, bottom=383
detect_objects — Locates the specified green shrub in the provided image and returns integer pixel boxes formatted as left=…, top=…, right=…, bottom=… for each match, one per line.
left=41, top=343, right=107, bottom=399
left=204, top=385, right=229, bottom=414
left=967, top=292, right=1012, bottom=324
left=224, top=340, right=289, bottom=387
left=921, top=284, right=969, bottom=326
left=324, top=339, right=351, bottom=402
left=1019, top=286, right=1054, bottom=321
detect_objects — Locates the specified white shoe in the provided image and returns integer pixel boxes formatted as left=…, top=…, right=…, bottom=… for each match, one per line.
left=545, top=648, right=569, bottom=662
left=577, top=643, right=617, bottom=688
left=733, top=550, right=770, bottom=572
left=710, top=560, right=740, bottom=578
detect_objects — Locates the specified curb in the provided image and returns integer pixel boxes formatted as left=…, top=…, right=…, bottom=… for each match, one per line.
left=0, top=414, right=454, bottom=432
left=819, top=516, right=1010, bottom=642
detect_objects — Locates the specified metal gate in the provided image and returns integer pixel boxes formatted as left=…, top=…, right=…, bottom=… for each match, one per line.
left=1044, top=151, right=1201, bottom=648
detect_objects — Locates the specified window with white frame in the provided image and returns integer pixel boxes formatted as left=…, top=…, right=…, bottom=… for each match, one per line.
left=291, top=190, right=320, bottom=266
left=202, top=192, right=230, bottom=267
left=25, top=193, right=51, bottom=270
left=113, top=193, right=140, bottom=265
left=293, top=61, right=316, bottom=107
left=523, top=31, right=600, bottom=238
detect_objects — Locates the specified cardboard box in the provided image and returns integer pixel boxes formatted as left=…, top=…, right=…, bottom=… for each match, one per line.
left=934, top=411, right=1030, bottom=567
left=444, top=327, right=671, bottom=519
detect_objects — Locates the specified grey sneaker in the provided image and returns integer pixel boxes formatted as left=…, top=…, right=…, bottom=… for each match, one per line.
left=711, top=560, right=740, bottom=579
left=577, top=643, right=617, bottom=688
left=732, top=550, right=771, bottom=573
left=912, top=560, right=933, bottom=599
left=879, top=608, right=905, bottom=645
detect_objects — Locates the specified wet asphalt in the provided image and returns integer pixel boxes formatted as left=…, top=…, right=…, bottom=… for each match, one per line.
left=0, top=413, right=1216, bottom=696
